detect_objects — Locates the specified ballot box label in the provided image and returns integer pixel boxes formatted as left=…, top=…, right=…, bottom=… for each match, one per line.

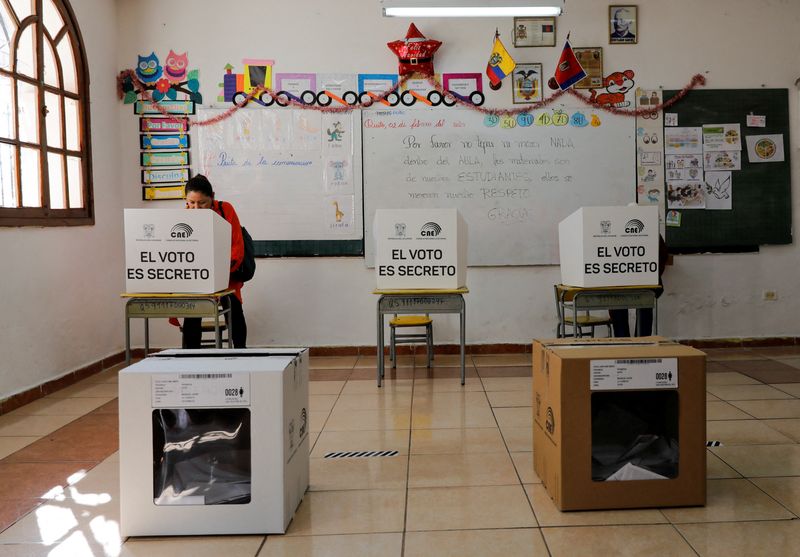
left=151, top=372, right=251, bottom=407
left=590, top=358, right=678, bottom=390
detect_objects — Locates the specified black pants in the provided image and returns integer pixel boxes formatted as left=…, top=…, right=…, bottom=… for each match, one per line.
left=609, top=308, right=653, bottom=337
left=182, top=294, right=247, bottom=348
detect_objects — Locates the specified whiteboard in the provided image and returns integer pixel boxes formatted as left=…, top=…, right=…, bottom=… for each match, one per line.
left=196, top=108, right=363, bottom=244
left=363, top=107, right=636, bottom=265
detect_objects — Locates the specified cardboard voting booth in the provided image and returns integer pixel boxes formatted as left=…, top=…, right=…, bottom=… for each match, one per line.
left=373, top=208, right=467, bottom=289
left=533, top=337, right=706, bottom=511
left=124, top=209, right=231, bottom=293
left=559, top=205, right=659, bottom=287
left=119, top=349, right=309, bottom=536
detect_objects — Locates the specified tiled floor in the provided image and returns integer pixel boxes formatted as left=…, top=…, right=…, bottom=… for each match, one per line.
left=1, top=348, right=800, bottom=555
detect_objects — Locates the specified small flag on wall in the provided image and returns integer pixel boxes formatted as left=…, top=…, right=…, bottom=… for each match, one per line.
left=548, top=34, right=587, bottom=91
left=486, top=31, right=516, bottom=90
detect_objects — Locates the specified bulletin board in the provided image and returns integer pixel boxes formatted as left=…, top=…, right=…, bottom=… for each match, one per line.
left=662, top=89, right=792, bottom=253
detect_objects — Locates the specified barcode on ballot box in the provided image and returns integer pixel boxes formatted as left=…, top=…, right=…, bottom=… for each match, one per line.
left=179, top=373, right=233, bottom=379
left=615, top=359, right=662, bottom=365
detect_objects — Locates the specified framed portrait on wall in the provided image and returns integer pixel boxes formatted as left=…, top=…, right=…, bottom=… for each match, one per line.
left=511, top=63, right=543, bottom=104
left=513, top=17, right=556, bottom=47
left=572, top=47, right=603, bottom=90
left=609, top=5, right=638, bottom=44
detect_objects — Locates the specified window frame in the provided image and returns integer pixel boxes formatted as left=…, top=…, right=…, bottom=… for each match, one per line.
left=0, top=0, right=94, bottom=227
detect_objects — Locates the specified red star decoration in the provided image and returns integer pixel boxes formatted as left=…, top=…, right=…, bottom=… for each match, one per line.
left=387, top=23, right=442, bottom=77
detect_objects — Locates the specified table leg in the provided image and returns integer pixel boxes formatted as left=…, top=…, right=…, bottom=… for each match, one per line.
left=377, top=300, right=385, bottom=388
left=654, top=299, right=658, bottom=335
left=144, top=318, right=150, bottom=357
left=460, top=298, right=466, bottom=386
left=125, top=314, right=131, bottom=365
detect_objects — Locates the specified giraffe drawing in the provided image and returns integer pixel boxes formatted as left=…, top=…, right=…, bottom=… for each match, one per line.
left=333, top=201, right=344, bottom=222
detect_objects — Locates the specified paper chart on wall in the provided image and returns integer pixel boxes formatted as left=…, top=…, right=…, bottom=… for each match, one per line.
left=745, top=134, right=785, bottom=163
left=664, top=127, right=702, bottom=155
left=703, top=171, right=732, bottom=210
left=667, top=181, right=705, bottom=209
left=702, top=123, right=742, bottom=151
left=703, top=150, right=741, bottom=171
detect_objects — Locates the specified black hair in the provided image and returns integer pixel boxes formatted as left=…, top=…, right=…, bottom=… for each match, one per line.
left=185, top=174, right=214, bottom=198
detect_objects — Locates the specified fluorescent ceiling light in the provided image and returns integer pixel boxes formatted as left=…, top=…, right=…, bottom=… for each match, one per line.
left=382, top=0, right=564, bottom=17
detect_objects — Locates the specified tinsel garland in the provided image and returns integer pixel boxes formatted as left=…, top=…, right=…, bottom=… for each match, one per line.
left=117, top=69, right=707, bottom=126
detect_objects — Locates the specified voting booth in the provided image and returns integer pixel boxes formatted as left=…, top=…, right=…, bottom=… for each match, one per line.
left=124, top=209, right=231, bottom=293
left=373, top=208, right=467, bottom=289
left=119, top=349, right=309, bottom=536
left=558, top=205, right=659, bottom=287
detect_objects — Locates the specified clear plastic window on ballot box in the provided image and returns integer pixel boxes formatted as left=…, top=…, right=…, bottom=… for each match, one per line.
left=152, top=408, right=252, bottom=505
left=591, top=391, right=679, bottom=482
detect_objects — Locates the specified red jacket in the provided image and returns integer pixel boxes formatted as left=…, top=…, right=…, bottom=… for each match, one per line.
left=213, top=200, right=244, bottom=302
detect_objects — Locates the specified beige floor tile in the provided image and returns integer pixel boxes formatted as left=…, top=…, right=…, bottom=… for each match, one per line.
left=334, top=393, right=411, bottom=411
left=501, top=427, right=533, bottom=452
left=81, top=368, right=122, bottom=385
left=309, top=381, right=345, bottom=395
left=413, top=377, right=485, bottom=392
left=0, top=414, right=77, bottom=437
left=404, top=528, right=548, bottom=557
left=410, top=427, right=504, bottom=454
left=707, top=451, right=741, bottom=479
left=706, top=392, right=720, bottom=401
left=763, top=419, right=800, bottom=443
left=406, top=485, right=536, bottom=530
left=46, top=382, right=119, bottom=399
left=480, top=377, right=532, bottom=392
left=412, top=390, right=489, bottom=406
left=660, top=478, right=794, bottom=523
left=352, top=355, right=414, bottom=369
left=494, top=407, right=533, bottom=429
left=0, top=544, right=52, bottom=557
left=542, top=524, right=696, bottom=557
left=524, top=484, right=666, bottom=527
left=703, top=349, right=761, bottom=361
left=309, top=395, right=338, bottom=413
left=408, top=452, right=518, bottom=488
left=752, top=476, right=800, bottom=517
left=324, top=408, right=410, bottom=431
left=711, top=444, right=800, bottom=477
left=309, top=356, right=357, bottom=369
left=486, top=391, right=532, bottom=407
left=340, top=379, right=412, bottom=395
left=285, top=489, right=405, bottom=536
left=706, top=419, right=795, bottom=445
left=676, top=520, right=800, bottom=557
left=706, top=372, right=762, bottom=386
left=259, top=533, right=402, bottom=557
left=730, top=399, right=800, bottom=419
left=121, top=535, right=264, bottom=556
left=706, top=384, right=792, bottom=401
left=706, top=401, right=754, bottom=421
left=510, top=452, right=540, bottom=484
left=778, top=357, right=800, bottom=369
left=413, top=353, right=469, bottom=367
left=49, top=458, right=121, bottom=502
left=309, top=411, right=330, bottom=433
left=9, top=397, right=113, bottom=416
left=772, top=383, right=800, bottom=397
left=311, top=430, right=410, bottom=458
left=0, top=436, right=39, bottom=459
left=310, top=455, right=408, bottom=491
left=473, top=354, right=532, bottom=367
left=410, top=404, right=496, bottom=429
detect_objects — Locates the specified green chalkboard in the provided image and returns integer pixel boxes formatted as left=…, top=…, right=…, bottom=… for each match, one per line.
left=662, top=89, right=792, bottom=253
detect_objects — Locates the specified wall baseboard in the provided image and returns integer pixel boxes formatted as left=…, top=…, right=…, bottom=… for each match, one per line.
left=4, top=337, right=799, bottom=416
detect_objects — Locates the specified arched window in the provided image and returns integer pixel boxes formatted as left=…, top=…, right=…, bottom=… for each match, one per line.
left=0, top=0, right=92, bottom=226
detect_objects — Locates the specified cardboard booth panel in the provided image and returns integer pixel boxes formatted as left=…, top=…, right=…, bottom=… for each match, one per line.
left=124, top=209, right=231, bottom=293
left=374, top=208, right=467, bottom=289
left=119, top=348, right=309, bottom=536
left=559, top=205, right=659, bottom=287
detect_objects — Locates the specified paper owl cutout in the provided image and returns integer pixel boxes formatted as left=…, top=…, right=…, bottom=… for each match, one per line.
left=164, top=50, right=188, bottom=83
left=136, top=52, right=162, bottom=84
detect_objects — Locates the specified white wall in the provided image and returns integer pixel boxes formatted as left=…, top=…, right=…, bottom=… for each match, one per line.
left=0, top=0, right=123, bottom=399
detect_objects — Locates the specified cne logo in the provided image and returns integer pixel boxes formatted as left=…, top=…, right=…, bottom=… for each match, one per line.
left=170, top=223, right=193, bottom=238
left=625, top=219, right=645, bottom=234
left=420, top=222, right=442, bottom=237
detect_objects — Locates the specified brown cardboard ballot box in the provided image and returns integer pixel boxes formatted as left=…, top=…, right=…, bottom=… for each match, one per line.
left=533, top=337, right=706, bottom=511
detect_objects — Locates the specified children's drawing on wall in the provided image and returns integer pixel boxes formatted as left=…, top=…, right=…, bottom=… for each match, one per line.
left=665, top=154, right=702, bottom=170
left=327, top=195, right=354, bottom=230
left=667, top=182, right=705, bottom=209
left=322, top=113, right=353, bottom=154
left=664, top=127, right=702, bottom=155
left=704, top=171, right=732, bottom=210
left=122, top=51, right=201, bottom=103
left=292, top=111, right=322, bottom=150
left=703, top=150, right=741, bottom=170
left=589, top=70, right=635, bottom=108
left=666, top=166, right=701, bottom=181
left=665, top=210, right=681, bottom=227
left=324, top=158, right=353, bottom=193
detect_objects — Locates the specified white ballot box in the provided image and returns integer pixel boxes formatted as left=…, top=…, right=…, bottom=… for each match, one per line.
left=374, top=208, right=467, bottom=289
left=124, top=209, right=231, bottom=293
left=119, top=349, right=309, bottom=536
left=559, top=205, right=659, bottom=287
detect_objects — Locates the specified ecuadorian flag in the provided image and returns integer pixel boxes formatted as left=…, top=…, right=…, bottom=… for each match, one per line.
left=486, top=36, right=516, bottom=87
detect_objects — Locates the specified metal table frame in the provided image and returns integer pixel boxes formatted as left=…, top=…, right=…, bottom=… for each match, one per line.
left=122, top=290, right=234, bottom=364
left=556, top=284, right=661, bottom=338
left=375, top=288, right=468, bottom=387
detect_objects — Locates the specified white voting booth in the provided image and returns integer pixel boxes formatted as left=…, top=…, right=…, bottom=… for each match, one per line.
left=373, top=208, right=467, bottom=289
left=124, top=209, right=231, bottom=293
left=119, top=349, right=309, bottom=536
left=559, top=205, right=659, bottom=287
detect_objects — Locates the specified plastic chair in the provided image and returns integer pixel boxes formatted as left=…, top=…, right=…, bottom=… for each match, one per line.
left=389, top=315, right=433, bottom=367
left=554, top=285, right=612, bottom=338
